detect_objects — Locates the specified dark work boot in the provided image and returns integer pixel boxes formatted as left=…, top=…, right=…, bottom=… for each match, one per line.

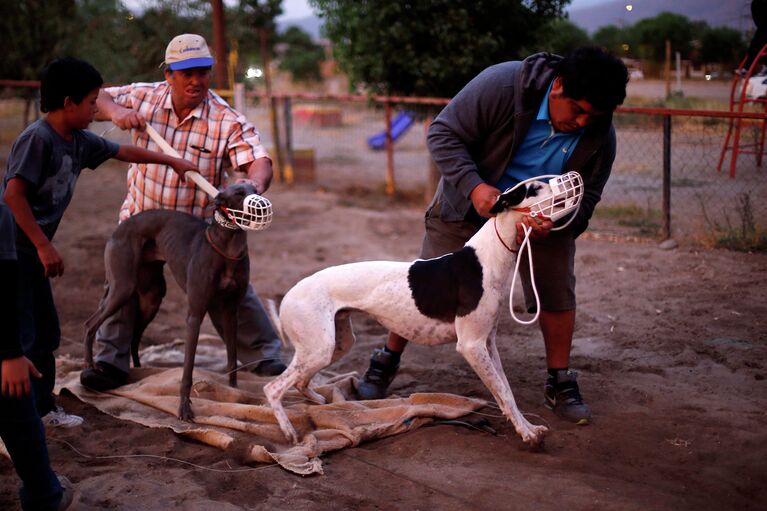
left=79, top=362, right=128, bottom=391
left=357, top=348, right=400, bottom=400
left=544, top=369, right=592, bottom=425
left=253, top=358, right=287, bottom=376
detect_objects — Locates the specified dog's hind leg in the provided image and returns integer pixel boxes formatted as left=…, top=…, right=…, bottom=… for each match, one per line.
left=264, top=300, right=339, bottom=444
left=455, top=322, right=547, bottom=448
left=131, top=261, right=167, bottom=368
left=83, top=239, right=143, bottom=366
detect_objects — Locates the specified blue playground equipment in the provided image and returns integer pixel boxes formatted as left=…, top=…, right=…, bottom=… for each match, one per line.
left=367, top=111, right=416, bottom=150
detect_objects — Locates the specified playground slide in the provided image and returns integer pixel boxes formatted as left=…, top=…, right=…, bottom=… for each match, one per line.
left=367, top=111, right=416, bottom=150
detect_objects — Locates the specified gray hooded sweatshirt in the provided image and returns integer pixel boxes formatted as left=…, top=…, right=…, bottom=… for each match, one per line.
left=427, top=52, right=617, bottom=238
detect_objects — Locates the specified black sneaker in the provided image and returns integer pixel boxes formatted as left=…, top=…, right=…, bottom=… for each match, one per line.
left=544, top=369, right=592, bottom=425
left=80, top=362, right=128, bottom=391
left=357, top=348, right=400, bottom=400
left=252, top=358, right=287, bottom=376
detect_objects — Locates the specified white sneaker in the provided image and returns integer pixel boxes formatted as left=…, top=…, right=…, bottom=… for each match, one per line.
left=42, top=406, right=83, bottom=428
left=56, top=474, right=75, bottom=511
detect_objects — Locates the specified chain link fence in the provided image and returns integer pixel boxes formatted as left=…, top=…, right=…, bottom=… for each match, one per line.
left=1, top=84, right=764, bottom=248
left=243, top=95, right=766, bottom=247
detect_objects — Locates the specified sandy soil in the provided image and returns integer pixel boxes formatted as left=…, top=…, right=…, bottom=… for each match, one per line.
left=1, top=157, right=766, bottom=511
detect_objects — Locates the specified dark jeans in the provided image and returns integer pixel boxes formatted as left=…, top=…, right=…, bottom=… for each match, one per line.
left=16, top=250, right=61, bottom=416
left=0, top=386, right=63, bottom=510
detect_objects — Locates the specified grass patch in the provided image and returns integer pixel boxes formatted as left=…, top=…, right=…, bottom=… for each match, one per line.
left=594, top=203, right=662, bottom=236
left=335, top=184, right=425, bottom=210
left=697, top=191, right=767, bottom=252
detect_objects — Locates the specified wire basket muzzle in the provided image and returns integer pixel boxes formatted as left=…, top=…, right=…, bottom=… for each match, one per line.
left=225, top=194, right=273, bottom=231
left=529, top=171, right=584, bottom=222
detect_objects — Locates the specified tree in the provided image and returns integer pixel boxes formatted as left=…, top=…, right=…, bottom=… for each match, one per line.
left=629, top=12, right=696, bottom=62
left=536, top=18, right=591, bottom=56
left=277, top=26, right=325, bottom=83
left=593, top=24, right=634, bottom=57
left=0, top=0, right=77, bottom=81
left=229, top=0, right=283, bottom=83
left=700, top=27, right=745, bottom=69
left=309, top=0, right=570, bottom=97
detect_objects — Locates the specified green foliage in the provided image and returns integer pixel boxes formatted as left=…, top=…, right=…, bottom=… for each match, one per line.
left=593, top=25, right=632, bottom=56
left=628, top=12, right=696, bottom=62
left=699, top=27, right=745, bottom=69
left=238, top=0, right=282, bottom=31
left=536, top=18, right=591, bottom=56
left=0, top=0, right=78, bottom=82
left=309, top=0, right=570, bottom=97
left=228, top=0, right=283, bottom=83
left=594, top=204, right=661, bottom=236
left=277, top=27, right=324, bottom=83
left=698, top=192, right=767, bottom=252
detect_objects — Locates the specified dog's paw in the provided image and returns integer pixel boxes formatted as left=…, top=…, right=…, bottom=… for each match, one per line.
left=178, top=400, right=195, bottom=422
left=521, top=424, right=548, bottom=450
left=282, top=426, right=300, bottom=445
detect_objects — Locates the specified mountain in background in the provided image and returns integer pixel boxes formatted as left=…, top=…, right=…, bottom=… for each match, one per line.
left=569, top=0, right=752, bottom=34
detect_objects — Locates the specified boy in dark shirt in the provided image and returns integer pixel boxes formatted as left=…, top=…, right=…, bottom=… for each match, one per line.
left=1, top=202, right=73, bottom=510
left=1, top=57, right=197, bottom=428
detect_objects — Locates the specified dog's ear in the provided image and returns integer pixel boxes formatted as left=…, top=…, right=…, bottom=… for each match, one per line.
left=489, top=185, right=527, bottom=214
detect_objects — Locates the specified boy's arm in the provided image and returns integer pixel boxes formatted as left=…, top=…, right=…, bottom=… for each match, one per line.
left=0, top=259, right=41, bottom=398
left=114, top=145, right=199, bottom=178
left=2, top=178, right=64, bottom=278
left=96, top=89, right=146, bottom=131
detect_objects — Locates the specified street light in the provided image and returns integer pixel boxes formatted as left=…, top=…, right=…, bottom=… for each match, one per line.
left=246, top=67, right=263, bottom=79
left=626, top=4, right=633, bottom=11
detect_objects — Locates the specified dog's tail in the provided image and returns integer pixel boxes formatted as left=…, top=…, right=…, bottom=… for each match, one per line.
left=264, top=298, right=290, bottom=348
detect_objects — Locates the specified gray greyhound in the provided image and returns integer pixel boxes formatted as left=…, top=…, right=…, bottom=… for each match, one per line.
left=83, top=182, right=257, bottom=421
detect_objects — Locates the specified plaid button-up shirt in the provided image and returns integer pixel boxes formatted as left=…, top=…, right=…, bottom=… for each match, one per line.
left=105, top=81, right=269, bottom=221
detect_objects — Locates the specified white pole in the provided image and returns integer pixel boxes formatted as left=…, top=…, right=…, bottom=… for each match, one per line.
left=144, top=124, right=219, bottom=198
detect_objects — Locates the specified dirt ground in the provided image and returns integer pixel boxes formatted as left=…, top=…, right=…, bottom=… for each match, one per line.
left=1, top=155, right=766, bottom=510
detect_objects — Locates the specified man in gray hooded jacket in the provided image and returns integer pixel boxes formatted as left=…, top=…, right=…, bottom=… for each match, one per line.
left=357, top=47, right=628, bottom=425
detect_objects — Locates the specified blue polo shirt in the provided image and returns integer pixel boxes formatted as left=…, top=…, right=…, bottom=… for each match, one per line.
left=495, top=82, right=583, bottom=192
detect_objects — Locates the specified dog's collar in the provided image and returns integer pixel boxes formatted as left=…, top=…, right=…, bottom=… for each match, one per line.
left=214, top=209, right=240, bottom=230
left=493, top=217, right=518, bottom=254
left=205, top=227, right=247, bottom=260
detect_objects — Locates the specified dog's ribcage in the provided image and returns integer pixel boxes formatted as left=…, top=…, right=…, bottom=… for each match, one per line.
left=281, top=245, right=497, bottom=347
left=282, top=261, right=461, bottom=345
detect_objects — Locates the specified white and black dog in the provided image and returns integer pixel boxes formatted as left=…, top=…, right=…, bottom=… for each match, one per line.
left=264, top=181, right=550, bottom=447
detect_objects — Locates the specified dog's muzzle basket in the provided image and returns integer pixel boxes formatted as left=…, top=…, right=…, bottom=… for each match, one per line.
left=224, top=194, right=274, bottom=231
left=528, top=171, right=584, bottom=223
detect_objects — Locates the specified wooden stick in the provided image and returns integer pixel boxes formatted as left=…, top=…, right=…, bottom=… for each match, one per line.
left=144, top=123, right=219, bottom=197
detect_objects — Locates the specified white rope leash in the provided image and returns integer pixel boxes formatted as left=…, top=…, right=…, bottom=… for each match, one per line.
left=508, top=224, right=540, bottom=325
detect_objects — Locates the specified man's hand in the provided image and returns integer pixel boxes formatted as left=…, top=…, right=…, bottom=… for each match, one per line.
left=1, top=357, right=42, bottom=398
left=112, top=107, right=147, bottom=131
left=235, top=177, right=263, bottom=195
left=37, top=241, right=64, bottom=278
left=169, top=157, right=198, bottom=180
left=469, top=183, right=502, bottom=218
left=515, top=215, right=554, bottom=245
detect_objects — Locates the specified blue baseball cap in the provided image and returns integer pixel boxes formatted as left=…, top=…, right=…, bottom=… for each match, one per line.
left=164, top=34, right=214, bottom=70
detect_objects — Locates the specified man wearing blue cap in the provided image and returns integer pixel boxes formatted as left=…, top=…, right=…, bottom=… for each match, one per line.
left=80, top=34, right=287, bottom=391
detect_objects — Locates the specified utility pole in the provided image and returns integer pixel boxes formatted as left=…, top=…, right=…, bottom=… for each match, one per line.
left=211, top=0, right=229, bottom=90
left=260, top=28, right=284, bottom=182
left=664, top=39, right=671, bottom=99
